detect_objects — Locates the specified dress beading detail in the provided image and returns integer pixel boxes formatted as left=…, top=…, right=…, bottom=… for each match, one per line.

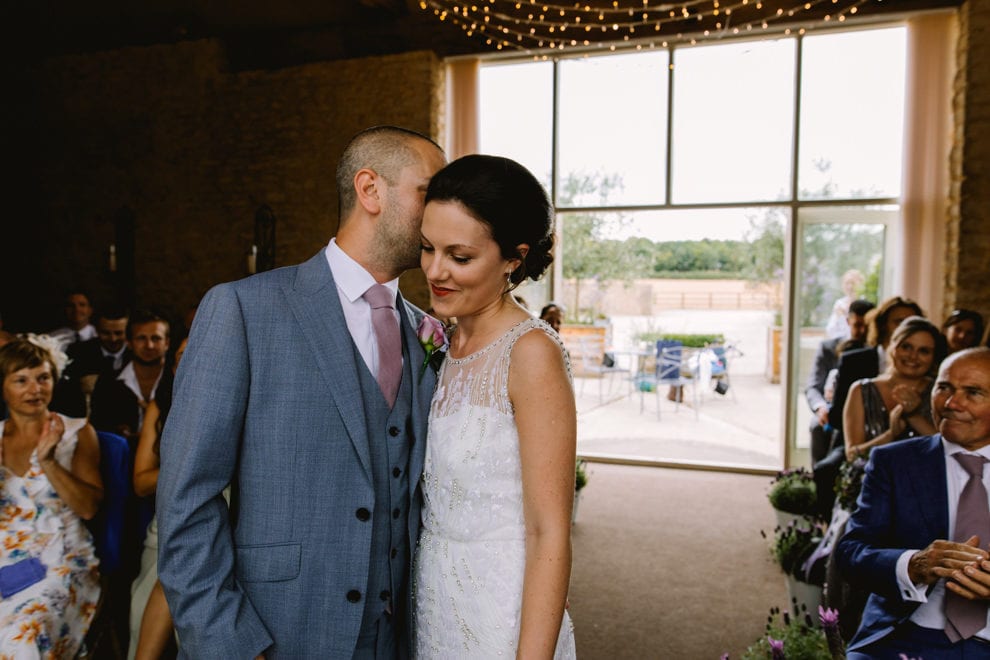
left=413, top=319, right=576, bottom=658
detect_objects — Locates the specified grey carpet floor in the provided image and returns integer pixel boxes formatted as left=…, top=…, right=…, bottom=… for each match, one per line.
left=569, top=462, right=789, bottom=659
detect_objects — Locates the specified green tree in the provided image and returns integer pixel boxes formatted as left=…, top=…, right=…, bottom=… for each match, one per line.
left=743, top=210, right=786, bottom=284
left=558, top=172, right=629, bottom=321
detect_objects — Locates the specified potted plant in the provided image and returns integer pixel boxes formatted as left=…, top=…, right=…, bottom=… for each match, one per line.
left=573, top=459, right=589, bottom=524
left=767, top=468, right=817, bottom=528
left=764, top=519, right=826, bottom=617
left=730, top=605, right=845, bottom=659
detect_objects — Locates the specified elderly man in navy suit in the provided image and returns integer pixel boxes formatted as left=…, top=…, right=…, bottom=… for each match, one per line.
left=157, top=126, right=446, bottom=659
left=836, top=347, right=990, bottom=658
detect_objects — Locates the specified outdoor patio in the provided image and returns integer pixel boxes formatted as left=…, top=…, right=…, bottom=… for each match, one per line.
left=574, top=369, right=784, bottom=471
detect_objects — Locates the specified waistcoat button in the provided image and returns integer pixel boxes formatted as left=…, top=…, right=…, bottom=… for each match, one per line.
left=355, top=508, right=370, bottom=521
left=389, top=426, right=400, bottom=437
left=346, top=590, right=361, bottom=603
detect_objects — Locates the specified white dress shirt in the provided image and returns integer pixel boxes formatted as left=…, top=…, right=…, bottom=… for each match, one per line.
left=50, top=324, right=97, bottom=347
left=116, top=362, right=164, bottom=434
left=324, top=239, right=401, bottom=379
left=895, top=438, right=990, bottom=639
left=101, top=346, right=128, bottom=371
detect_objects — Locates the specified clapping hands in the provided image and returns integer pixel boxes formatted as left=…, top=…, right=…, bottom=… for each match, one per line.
left=891, top=383, right=922, bottom=415
left=37, top=412, right=65, bottom=466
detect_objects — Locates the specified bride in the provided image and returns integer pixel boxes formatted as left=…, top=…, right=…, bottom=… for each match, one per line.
left=413, top=154, right=577, bottom=659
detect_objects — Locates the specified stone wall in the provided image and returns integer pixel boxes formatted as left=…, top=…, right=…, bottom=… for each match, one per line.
left=948, top=0, right=990, bottom=319
left=2, top=41, right=442, bottom=331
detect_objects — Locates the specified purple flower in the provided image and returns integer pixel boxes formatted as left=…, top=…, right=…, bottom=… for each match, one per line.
left=767, top=636, right=785, bottom=659
left=818, top=605, right=839, bottom=630
left=719, top=654, right=730, bottom=660
left=820, top=606, right=845, bottom=659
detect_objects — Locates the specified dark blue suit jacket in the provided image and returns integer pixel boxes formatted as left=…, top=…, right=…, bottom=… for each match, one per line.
left=835, top=434, right=949, bottom=651
left=828, top=346, right=880, bottom=430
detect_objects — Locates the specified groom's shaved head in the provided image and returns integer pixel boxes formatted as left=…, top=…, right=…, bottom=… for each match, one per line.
left=335, top=126, right=443, bottom=221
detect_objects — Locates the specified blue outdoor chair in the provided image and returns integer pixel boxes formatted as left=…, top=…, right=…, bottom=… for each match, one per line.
left=708, top=344, right=736, bottom=401
left=639, top=339, right=698, bottom=420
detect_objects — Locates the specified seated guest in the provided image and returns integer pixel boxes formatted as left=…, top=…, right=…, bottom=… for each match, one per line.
left=539, top=302, right=564, bottom=334
left=807, top=299, right=875, bottom=463
left=943, top=308, right=985, bottom=354
left=0, top=313, right=15, bottom=346
left=812, top=318, right=945, bottom=635
left=129, top=338, right=186, bottom=660
left=90, top=310, right=171, bottom=447
left=51, top=305, right=131, bottom=418
left=828, top=296, right=925, bottom=434
left=89, top=310, right=171, bottom=649
left=844, top=316, right=945, bottom=461
left=0, top=318, right=12, bottom=419
left=49, top=290, right=97, bottom=348
left=0, top=335, right=102, bottom=657
left=836, top=347, right=990, bottom=658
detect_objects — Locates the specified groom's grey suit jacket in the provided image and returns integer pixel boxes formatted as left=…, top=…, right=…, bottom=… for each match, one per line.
left=157, top=251, right=434, bottom=658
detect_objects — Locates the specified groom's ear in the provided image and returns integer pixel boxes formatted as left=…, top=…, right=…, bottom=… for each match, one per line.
left=354, top=168, right=383, bottom=215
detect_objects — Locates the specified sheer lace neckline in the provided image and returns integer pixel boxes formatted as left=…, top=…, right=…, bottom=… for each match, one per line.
left=446, top=318, right=535, bottom=364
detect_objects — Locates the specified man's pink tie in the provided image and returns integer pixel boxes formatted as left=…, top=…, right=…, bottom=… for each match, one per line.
left=945, top=453, right=990, bottom=642
left=363, top=284, right=401, bottom=408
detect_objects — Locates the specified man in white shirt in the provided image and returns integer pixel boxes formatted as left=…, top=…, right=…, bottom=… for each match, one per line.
left=837, top=347, right=990, bottom=658
left=157, top=126, right=446, bottom=659
left=51, top=306, right=131, bottom=417
left=49, top=290, right=97, bottom=347
left=89, top=309, right=170, bottom=445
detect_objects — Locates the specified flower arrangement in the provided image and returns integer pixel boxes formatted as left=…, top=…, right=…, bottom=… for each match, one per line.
left=767, top=468, right=817, bottom=515
left=835, top=453, right=869, bottom=511
left=729, top=605, right=844, bottom=660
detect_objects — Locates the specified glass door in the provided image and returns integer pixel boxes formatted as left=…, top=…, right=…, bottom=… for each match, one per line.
left=787, top=205, right=898, bottom=467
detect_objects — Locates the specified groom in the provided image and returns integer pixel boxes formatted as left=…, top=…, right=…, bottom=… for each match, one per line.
left=157, top=126, right=446, bottom=658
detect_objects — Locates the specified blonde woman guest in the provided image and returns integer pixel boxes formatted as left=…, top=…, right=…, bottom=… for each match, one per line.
left=843, top=316, right=946, bottom=461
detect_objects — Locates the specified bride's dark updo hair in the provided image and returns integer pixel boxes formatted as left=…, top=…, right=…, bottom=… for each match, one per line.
left=425, top=154, right=554, bottom=288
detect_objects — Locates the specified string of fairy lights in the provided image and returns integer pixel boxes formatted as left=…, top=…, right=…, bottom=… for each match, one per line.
left=418, top=0, right=881, bottom=53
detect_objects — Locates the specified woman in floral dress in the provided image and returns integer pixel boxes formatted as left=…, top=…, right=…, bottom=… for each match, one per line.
left=0, top=336, right=102, bottom=658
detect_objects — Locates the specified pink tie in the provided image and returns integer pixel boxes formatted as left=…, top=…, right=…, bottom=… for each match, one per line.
left=945, top=453, right=990, bottom=641
left=363, top=284, right=401, bottom=408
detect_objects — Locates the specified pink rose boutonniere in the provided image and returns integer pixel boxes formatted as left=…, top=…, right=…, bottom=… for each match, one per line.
left=417, top=315, right=448, bottom=379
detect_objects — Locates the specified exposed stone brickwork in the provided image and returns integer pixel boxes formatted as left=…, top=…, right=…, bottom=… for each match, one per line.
left=950, top=1, right=990, bottom=321
left=4, top=41, right=440, bottom=330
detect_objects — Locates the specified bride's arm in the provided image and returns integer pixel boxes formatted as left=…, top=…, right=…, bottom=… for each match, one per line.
left=510, top=330, right=577, bottom=660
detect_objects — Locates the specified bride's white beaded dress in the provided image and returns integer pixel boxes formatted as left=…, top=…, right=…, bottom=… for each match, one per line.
left=413, top=318, right=576, bottom=659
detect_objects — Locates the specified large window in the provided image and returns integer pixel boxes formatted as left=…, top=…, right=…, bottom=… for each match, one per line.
left=477, top=24, right=907, bottom=470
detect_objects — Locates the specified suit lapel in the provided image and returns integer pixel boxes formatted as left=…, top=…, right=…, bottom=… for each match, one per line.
left=285, top=252, right=372, bottom=481
left=904, top=435, right=949, bottom=538
left=398, top=295, right=433, bottom=486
